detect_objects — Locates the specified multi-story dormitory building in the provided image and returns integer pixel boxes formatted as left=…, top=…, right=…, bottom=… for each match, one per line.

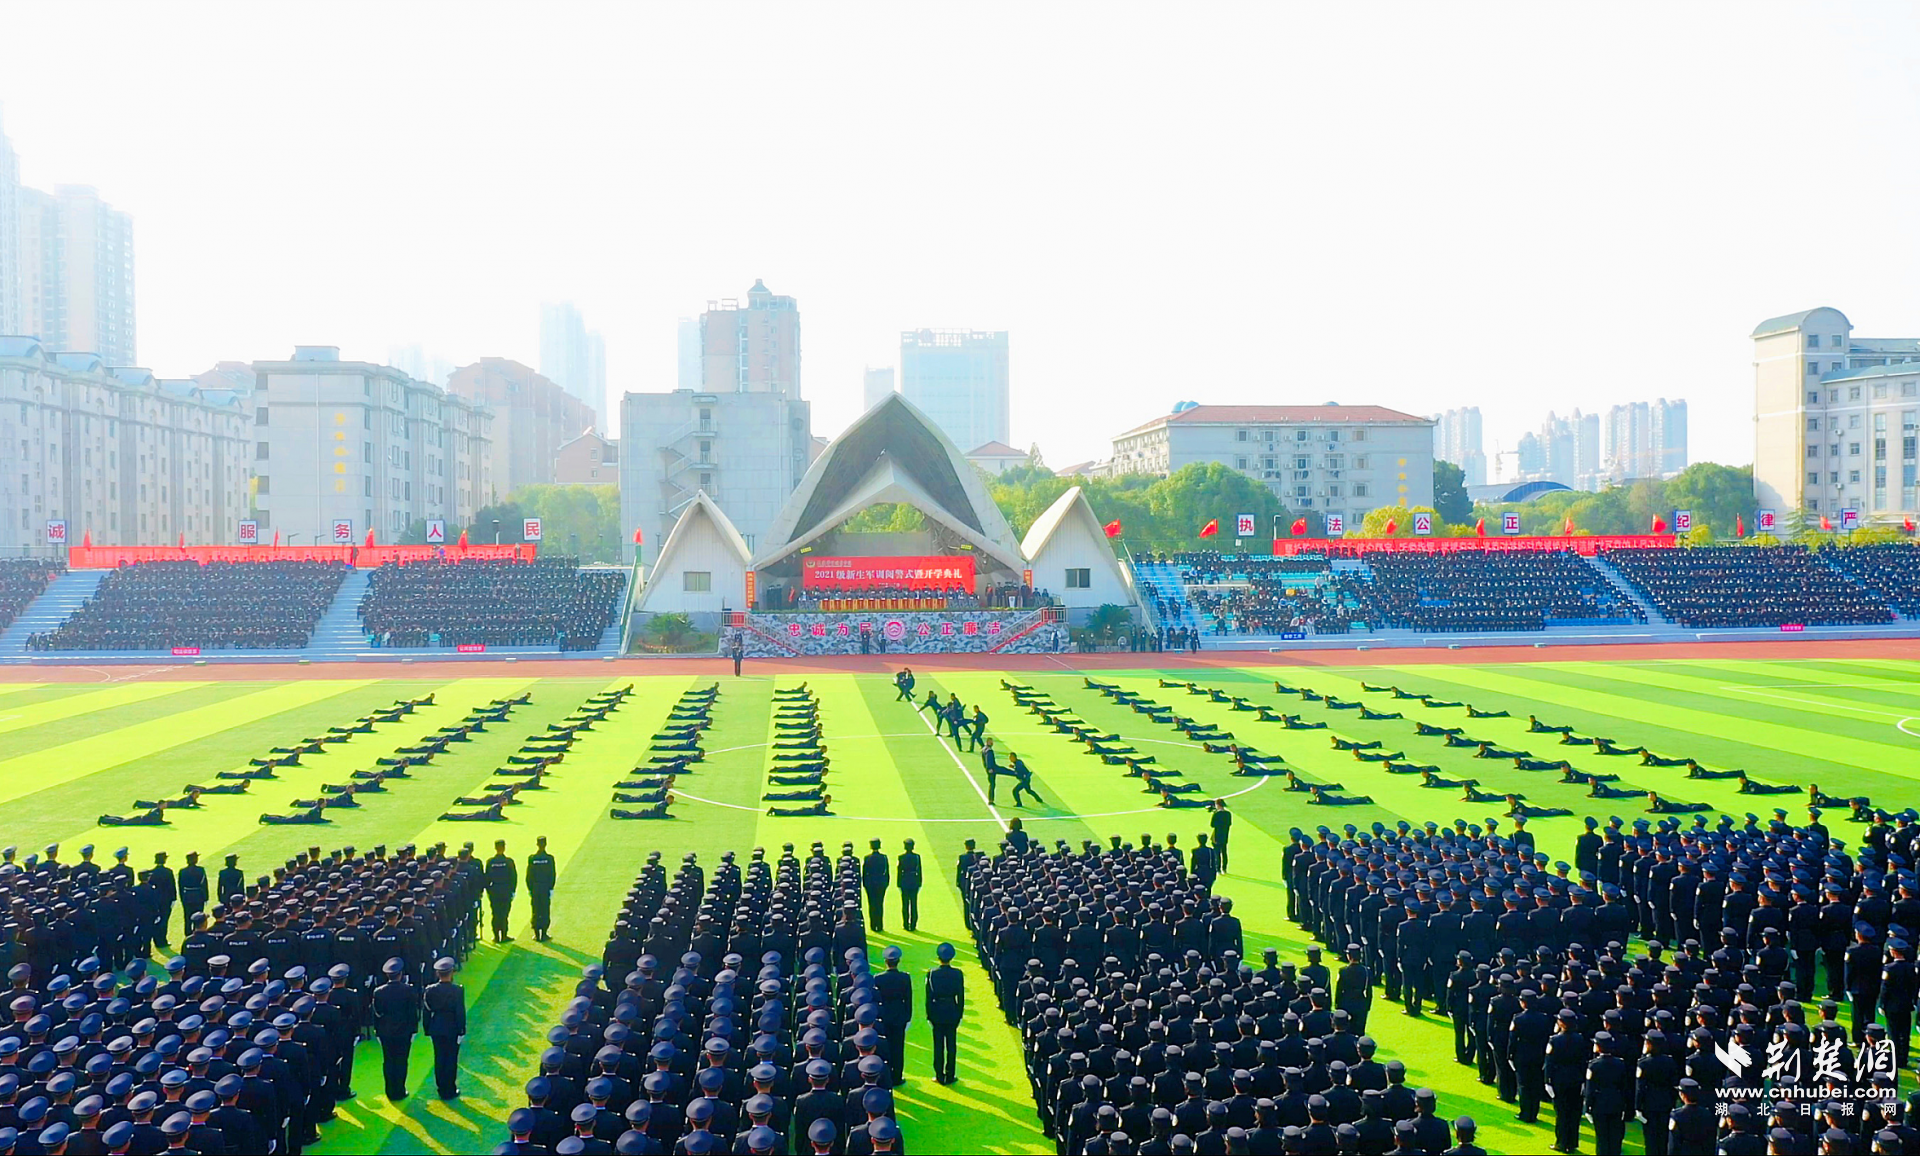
left=251, top=346, right=492, bottom=544
left=0, top=336, right=250, bottom=549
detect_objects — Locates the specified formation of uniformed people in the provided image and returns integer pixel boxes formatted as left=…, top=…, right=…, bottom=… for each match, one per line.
left=619, top=683, right=716, bottom=821
left=359, top=556, right=627, bottom=650
left=1286, top=804, right=1920, bottom=1155
left=504, top=844, right=936, bottom=1154
left=25, top=559, right=351, bottom=651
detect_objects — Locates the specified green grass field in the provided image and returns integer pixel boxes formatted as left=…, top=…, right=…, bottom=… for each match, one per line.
left=2, top=654, right=1917, bottom=1154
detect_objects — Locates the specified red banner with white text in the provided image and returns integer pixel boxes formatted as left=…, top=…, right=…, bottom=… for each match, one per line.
left=801, top=555, right=975, bottom=592
left=66, top=544, right=538, bottom=569
left=1271, top=534, right=1675, bottom=557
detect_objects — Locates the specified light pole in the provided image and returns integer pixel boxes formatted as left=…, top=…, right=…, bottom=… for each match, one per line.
left=491, top=519, right=501, bottom=545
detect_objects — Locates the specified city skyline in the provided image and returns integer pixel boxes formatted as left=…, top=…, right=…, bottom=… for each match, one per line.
left=3, top=5, right=1920, bottom=470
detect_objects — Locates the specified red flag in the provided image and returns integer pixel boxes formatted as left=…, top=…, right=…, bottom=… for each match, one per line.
left=1651, top=516, right=1668, bottom=534
left=633, top=527, right=645, bottom=545
left=1563, top=516, right=1574, bottom=536
left=1103, top=519, right=1122, bottom=538
left=272, top=530, right=281, bottom=547
left=364, top=528, right=376, bottom=547
left=1820, top=515, right=1833, bottom=531
left=1383, top=518, right=1398, bottom=536
left=81, top=530, right=92, bottom=548
left=1906, top=517, right=1916, bottom=534
left=1474, top=518, right=1486, bottom=537
left=456, top=529, right=469, bottom=548
left=1198, top=519, right=1219, bottom=538
left=177, top=531, right=186, bottom=548
left=1735, top=514, right=1745, bottom=538
left=1290, top=517, right=1308, bottom=537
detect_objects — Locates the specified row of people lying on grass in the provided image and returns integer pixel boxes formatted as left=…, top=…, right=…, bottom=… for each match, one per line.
left=603, top=684, right=721, bottom=821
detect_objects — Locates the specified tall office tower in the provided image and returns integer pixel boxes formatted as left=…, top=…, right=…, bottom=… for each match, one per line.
left=539, top=301, right=607, bottom=428
left=1430, top=406, right=1486, bottom=486
left=698, top=279, right=801, bottom=396
left=49, top=187, right=135, bottom=364
left=1603, top=401, right=1654, bottom=480
left=862, top=366, right=895, bottom=410
left=899, top=329, right=1010, bottom=453
left=1652, top=398, right=1688, bottom=475
left=0, top=109, right=19, bottom=336
left=676, top=317, right=701, bottom=389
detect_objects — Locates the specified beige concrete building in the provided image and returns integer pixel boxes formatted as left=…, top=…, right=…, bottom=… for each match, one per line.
left=0, top=336, right=249, bottom=548
left=445, top=358, right=597, bottom=497
left=1108, top=403, right=1435, bottom=530
left=252, top=346, right=491, bottom=544
left=554, top=429, right=618, bottom=485
left=697, top=280, right=801, bottom=397
left=1754, top=306, right=1920, bottom=521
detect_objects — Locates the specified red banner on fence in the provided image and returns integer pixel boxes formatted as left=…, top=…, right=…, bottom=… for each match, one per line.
left=170, top=647, right=201, bottom=657
left=1270, top=534, right=1675, bottom=557
left=801, top=555, right=975, bottom=592
left=66, top=544, right=537, bottom=569
left=455, top=643, right=488, bottom=653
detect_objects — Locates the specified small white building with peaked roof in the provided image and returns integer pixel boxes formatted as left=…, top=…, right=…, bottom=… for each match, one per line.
left=633, top=490, right=753, bottom=616
left=966, top=440, right=1030, bottom=476
left=1020, top=486, right=1134, bottom=617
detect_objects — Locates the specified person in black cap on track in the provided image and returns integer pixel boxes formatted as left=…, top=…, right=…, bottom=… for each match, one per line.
left=924, top=942, right=964, bottom=1085
left=862, top=840, right=890, bottom=933
left=373, top=956, right=421, bottom=1100
left=423, top=956, right=467, bottom=1100
left=896, top=839, right=922, bottom=933
left=875, top=946, right=912, bottom=1084
left=525, top=836, right=557, bottom=944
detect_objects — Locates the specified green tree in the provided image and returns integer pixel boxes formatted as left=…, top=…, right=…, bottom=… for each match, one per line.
left=1663, top=463, right=1753, bottom=540
left=1431, top=461, right=1471, bottom=525
left=1357, top=505, right=1437, bottom=537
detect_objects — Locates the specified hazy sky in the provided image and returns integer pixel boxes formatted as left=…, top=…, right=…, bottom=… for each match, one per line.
left=5, top=1, right=1919, bottom=473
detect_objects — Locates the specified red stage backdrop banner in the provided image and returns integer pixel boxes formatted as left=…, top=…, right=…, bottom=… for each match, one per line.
left=801, top=555, right=975, bottom=591
left=1271, top=534, right=1675, bottom=557
left=67, top=544, right=537, bottom=568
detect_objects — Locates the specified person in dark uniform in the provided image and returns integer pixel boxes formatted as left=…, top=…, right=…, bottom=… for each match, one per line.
left=177, top=851, right=209, bottom=937
left=1584, top=1032, right=1629, bottom=1156
left=525, top=837, right=557, bottom=944
left=925, top=942, right=964, bottom=1085
left=216, top=854, right=245, bottom=906
left=862, top=840, right=890, bottom=934
left=1336, top=943, right=1374, bottom=1033
left=874, top=946, right=912, bottom=1084
left=372, top=957, right=421, bottom=1100
left=896, top=841, right=922, bottom=933
left=422, top=957, right=467, bottom=1100
left=486, top=839, right=518, bottom=943
left=1008, top=755, right=1042, bottom=808
left=1544, top=1011, right=1587, bottom=1153
left=149, top=852, right=177, bottom=948
left=1209, top=800, right=1233, bottom=873
left=1508, top=992, right=1551, bottom=1124
left=731, top=635, right=745, bottom=676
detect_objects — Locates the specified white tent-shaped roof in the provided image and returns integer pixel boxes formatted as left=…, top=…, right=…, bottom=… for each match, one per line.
left=635, top=490, right=753, bottom=614
left=751, top=393, right=1026, bottom=575
left=1019, top=486, right=1134, bottom=608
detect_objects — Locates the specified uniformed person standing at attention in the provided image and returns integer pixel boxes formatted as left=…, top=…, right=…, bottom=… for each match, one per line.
left=862, top=839, right=891, bottom=933
left=875, top=946, right=913, bottom=1083
left=149, top=852, right=177, bottom=948
left=176, top=852, right=209, bottom=937
left=925, top=942, right=964, bottom=1085
left=422, top=957, right=467, bottom=1100
left=525, top=837, right=557, bottom=944
left=216, top=854, right=244, bottom=906
left=485, top=839, right=518, bottom=944
left=373, top=957, right=421, bottom=1100
left=897, top=840, right=922, bottom=933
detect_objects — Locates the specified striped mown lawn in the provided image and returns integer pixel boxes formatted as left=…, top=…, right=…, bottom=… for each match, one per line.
left=2, top=656, right=1914, bottom=1155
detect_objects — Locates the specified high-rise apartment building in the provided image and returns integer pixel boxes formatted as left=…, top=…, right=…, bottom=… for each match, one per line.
left=0, top=336, right=249, bottom=548
left=1754, top=307, right=1920, bottom=519
left=539, top=301, right=607, bottom=429
left=1594, top=399, right=1685, bottom=482
left=698, top=280, right=801, bottom=397
left=899, top=329, right=1010, bottom=454
left=862, top=366, right=895, bottom=411
left=0, top=111, right=19, bottom=337
left=1430, top=406, right=1487, bottom=486
left=251, top=346, right=491, bottom=543
left=0, top=116, right=137, bottom=363
left=444, top=358, right=597, bottom=497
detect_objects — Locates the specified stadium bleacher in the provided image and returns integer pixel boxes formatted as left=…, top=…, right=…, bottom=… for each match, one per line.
left=1821, top=543, right=1920, bottom=616
left=357, top=557, right=625, bottom=650
left=0, top=559, right=60, bottom=633
left=1351, top=550, right=1646, bottom=632
left=24, top=559, right=349, bottom=651
left=1604, top=545, right=1895, bottom=627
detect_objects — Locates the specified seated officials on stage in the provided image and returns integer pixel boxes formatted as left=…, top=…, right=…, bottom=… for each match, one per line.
left=27, top=560, right=348, bottom=650
left=1605, top=545, right=1895, bottom=627
left=358, top=556, right=625, bottom=649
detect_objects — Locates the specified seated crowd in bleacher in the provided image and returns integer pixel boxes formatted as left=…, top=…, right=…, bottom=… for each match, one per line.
left=358, top=558, right=625, bottom=650
left=1605, top=545, right=1895, bottom=628
left=1823, top=543, right=1920, bottom=617
left=25, top=560, right=349, bottom=651
left=0, top=559, right=60, bottom=633
left=1187, top=581, right=1369, bottom=635
left=1354, top=550, right=1646, bottom=632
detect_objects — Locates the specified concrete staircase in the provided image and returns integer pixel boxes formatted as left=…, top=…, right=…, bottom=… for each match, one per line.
left=303, top=569, right=375, bottom=660
left=1580, top=553, right=1671, bottom=626
left=0, top=570, right=107, bottom=659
